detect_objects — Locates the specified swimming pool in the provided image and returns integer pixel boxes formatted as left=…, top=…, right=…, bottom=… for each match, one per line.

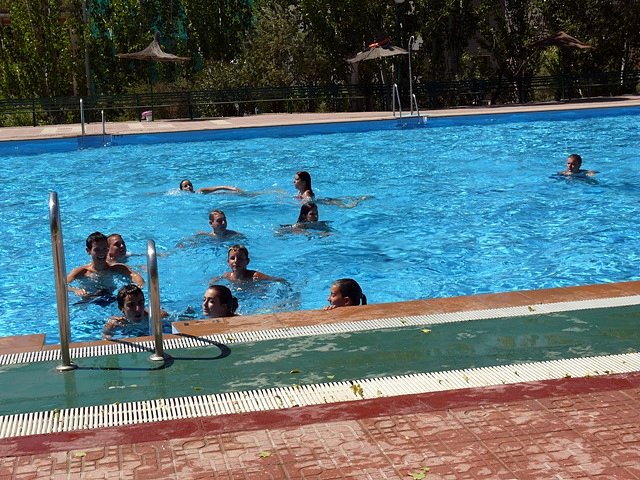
left=1, top=107, right=639, bottom=343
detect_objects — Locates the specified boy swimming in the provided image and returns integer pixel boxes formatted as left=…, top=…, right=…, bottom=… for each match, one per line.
left=102, top=284, right=166, bottom=338
left=216, top=244, right=285, bottom=283
left=67, top=232, right=144, bottom=298
left=207, top=210, right=243, bottom=239
left=107, top=233, right=128, bottom=264
left=179, top=179, right=243, bottom=194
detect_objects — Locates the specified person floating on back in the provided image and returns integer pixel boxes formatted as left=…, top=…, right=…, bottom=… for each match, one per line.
left=324, top=278, right=367, bottom=310
left=202, top=285, right=239, bottom=319
left=102, top=284, right=167, bottom=339
left=67, top=231, right=144, bottom=298
left=559, top=154, right=597, bottom=177
left=215, top=244, right=285, bottom=284
left=179, top=178, right=243, bottom=194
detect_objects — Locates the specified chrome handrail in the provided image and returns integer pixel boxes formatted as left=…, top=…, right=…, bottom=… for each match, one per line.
left=80, top=98, right=85, bottom=136
left=392, top=83, right=402, bottom=118
left=412, top=94, right=421, bottom=117
left=146, top=239, right=165, bottom=361
left=409, top=36, right=415, bottom=115
left=49, top=192, right=76, bottom=371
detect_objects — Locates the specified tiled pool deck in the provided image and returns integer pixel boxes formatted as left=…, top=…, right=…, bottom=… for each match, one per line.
left=1, top=99, right=640, bottom=479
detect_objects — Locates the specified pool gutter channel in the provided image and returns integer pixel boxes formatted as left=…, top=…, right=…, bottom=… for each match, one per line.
left=1, top=295, right=639, bottom=439
left=2, top=295, right=638, bottom=366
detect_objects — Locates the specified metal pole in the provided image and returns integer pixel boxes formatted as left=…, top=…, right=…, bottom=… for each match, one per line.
left=80, top=98, right=85, bottom=136
left=101, top=110, right=105, bottom=135
left=146, top=240, right=165, bottom=361
left=49, top=192, right=76, bottom=371
left=409, top=36, right=414, bottom=115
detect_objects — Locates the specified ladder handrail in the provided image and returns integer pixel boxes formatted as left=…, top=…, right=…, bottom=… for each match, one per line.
left=49, top=192, right=76, bottom=371
left=392, top=83, right=402, bottom=118
left=411, top=94, right=421, bottom=117
left=146, top=239, right=165, bottom=361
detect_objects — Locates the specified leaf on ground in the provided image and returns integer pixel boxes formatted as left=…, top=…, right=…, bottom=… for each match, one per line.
left=289, top=369, right=301, bottom=374
left=420, top=328, right=431, bottom=334
left=326, top=374, right=335, bottom=379
left=74, top=451, right=87, bottom=458
left=192, top=386, right=203, bottom=391
left=259, top=451, right=271, bottom=458
left=527, top=306, right=535, bottom=312
left=350, top=383, right=364, bottom=398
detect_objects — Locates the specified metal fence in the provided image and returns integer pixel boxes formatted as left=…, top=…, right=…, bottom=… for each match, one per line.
left=1, top=71, right=638, bottom=127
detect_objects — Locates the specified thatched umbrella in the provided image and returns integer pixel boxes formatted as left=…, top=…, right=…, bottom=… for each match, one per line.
left=117, top=32, right=190, bottom=119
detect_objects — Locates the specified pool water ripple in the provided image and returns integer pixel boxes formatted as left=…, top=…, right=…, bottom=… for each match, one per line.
left=1, top=108, right=640, bottom=343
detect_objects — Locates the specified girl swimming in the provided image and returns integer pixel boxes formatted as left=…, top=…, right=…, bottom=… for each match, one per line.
left=324, top=278, right=367, bottom=310
left=202, top=284, right=239, bottom=318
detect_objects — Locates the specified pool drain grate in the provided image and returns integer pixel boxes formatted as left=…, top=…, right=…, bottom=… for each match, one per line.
left=1, top=352, right=639, bottom=438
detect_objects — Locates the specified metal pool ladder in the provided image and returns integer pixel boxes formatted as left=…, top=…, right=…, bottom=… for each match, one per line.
left=48, top=192, right=166, bottom=371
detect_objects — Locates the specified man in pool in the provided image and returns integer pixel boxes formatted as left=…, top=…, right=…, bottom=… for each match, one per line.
left=207, top=210, right=243, bottom=239
left=215, top=244, right=285, bottom=284
left=67, top=232, right=144, bottom=298
left=559, top=154, right=597, bottom=176
left=180, top=179, right=243, bottom=194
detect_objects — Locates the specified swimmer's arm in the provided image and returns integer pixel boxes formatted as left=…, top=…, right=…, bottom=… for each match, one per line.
left=66, top=266, right=89, bottom=296
left=253, top=271, right=286, bottom=283
left=102, top=316, right=125, bottom=339
left=198, top=186, right=243, bottom=194
left=111, top=264, right=145, bottom=287
left=586, top=169, right=598, bottom=176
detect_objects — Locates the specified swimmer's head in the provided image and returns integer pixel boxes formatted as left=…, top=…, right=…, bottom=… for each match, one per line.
left=117, top=284, right=145, bottom=323
left=566, top=154, right=582, bottom=173
left=208, top=209, right=228, bottom=233
left=180, top=179, right=194, bottom=192
left=328, top=278, right=367, bottom=308
left=202, top=284, right=238, bottom=318
left=227, top=244, right=249, bottom=271
left=294, top=171, right=312, bottom=192
left=107, top=233, right=127, bottom=261
left=297, top=202, right=318, bottom=223
left=86, top=231, right=108, bottom=250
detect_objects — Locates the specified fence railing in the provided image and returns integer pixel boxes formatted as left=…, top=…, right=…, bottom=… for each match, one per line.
left=1, top=71, right=639, bottom=127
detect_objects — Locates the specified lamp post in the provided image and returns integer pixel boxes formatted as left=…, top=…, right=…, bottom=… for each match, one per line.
left=393, top=0, right=405, bottom=101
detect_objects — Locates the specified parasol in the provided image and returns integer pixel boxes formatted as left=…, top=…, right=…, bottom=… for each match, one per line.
left=117, top=32, right=190, bottom=119
left=117, top=32, right=191, bottom=62
left=527, top=31, right=592, bottom=50
left=347, top=38, right=408, bottom=64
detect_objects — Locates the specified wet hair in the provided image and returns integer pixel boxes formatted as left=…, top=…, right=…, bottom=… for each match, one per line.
left=333, top=278, right=367, bottom=306
left=179, top=179, right=193, bottom=190
left=228, top=244, right=249, bottom=259
left=107, top=233, right=124, bottom=244
left=206, top=284, right=238, bottom=315
left=117, top=284, right=144, bottom=309
left=86, top=231, right=108, bottom=249
left=209, top=209, right=225, bottom=222
left=568, top=153, right=582, bottom=167
left=296, top=171, right=314, bottom=196
left=297, top=202, right=318, bottom=223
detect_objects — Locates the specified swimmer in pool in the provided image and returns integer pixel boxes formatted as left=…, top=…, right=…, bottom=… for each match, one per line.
left=179, top=178, right=243, bottom=194
left=559, top=154, right=597, bottom=177
left=293, top=171, right=315, bottom=201
left=107, top=233, right=127, bottom=264
left=202, top=285, right=239, bottom=319
left=324, top=278, right=367, bottom=310
left=206, top=209, right=243, bottom=239
left=67, top=232, right=144, bottom=298
left=102, top=284, right=167, bottom=339
left=214, top=244, right=285, bottom=284
left=293, top=171, right=372, bottom=208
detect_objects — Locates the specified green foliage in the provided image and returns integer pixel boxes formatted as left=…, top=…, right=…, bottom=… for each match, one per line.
left=2, top=0, right=640, bottom=102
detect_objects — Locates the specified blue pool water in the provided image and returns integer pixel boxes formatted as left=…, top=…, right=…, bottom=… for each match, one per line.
left=1, top=108, right=640, bottom=344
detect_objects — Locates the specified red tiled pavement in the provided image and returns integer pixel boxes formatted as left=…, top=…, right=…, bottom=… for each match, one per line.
left=1, top=372, right=640, bottom=479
